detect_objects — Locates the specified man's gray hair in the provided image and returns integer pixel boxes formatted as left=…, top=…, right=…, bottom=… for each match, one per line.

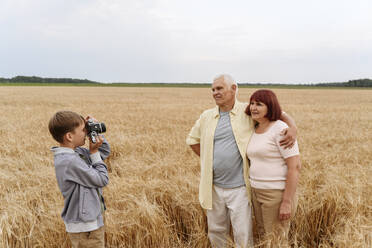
left=213, top=74, right=237, bottom=87
left=213, top=74, right=238, bottom=94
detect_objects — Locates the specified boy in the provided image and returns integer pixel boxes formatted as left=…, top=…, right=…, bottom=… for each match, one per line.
left=48, top=110, right=110, bottom=248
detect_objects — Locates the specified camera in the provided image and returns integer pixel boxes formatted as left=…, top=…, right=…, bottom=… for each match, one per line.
left=86, top=119, right=106, bottom=143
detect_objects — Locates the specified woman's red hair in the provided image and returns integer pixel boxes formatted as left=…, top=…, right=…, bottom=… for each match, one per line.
left=245, top=89, right=282, bottom=121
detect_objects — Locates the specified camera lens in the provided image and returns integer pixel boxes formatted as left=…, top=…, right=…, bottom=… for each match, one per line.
left=100, top=123, right=106, bottom=133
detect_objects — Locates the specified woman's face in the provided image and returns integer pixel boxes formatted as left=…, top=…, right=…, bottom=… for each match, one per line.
left=249, top=100, right=268, bottom=122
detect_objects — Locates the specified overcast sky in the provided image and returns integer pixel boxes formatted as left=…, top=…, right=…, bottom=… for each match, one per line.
left=1, top=0, right=371, bottom=84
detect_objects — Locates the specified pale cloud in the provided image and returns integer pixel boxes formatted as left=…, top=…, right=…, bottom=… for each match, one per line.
left=1, top=0, right=371, bottom=83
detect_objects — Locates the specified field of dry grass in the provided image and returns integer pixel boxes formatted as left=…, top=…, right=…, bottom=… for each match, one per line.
left=0, top=86, right=371, bottom=247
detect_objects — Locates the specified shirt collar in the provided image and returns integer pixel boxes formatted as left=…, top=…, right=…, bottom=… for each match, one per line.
left=230, top=99, right=240, bottom=115
left=213, top=99, right=240, bottom=118
left=50, top=146, right=75, bottom=155
left=212, top=106, right=219, bottom=118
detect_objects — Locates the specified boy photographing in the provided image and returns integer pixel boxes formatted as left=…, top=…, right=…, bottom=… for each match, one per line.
left=48, top=111, right=110, bottom=248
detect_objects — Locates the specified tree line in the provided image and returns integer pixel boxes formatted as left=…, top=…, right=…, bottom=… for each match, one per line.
left=0, top=76, right=99, bottom=84
left=312, top=79, right=372, bottom=87
left=1, top=76, right=372, bottom=87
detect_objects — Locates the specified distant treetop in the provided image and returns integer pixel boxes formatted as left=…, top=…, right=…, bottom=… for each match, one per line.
left=313, top=79, right=372, bottom=87
left=0, top=76, right=100, bottom=84
left=0, top=76, right=371, bottom=87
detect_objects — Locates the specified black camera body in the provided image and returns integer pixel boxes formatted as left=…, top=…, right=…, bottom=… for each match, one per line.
left=86, top=119, right=106, bottom=143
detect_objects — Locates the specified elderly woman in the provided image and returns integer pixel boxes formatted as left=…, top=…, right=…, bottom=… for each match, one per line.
left=245, top=89, right=301, bottom=244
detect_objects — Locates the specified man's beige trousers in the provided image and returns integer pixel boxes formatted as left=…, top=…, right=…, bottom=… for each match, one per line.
left=207, top=185, right=253, bottom=248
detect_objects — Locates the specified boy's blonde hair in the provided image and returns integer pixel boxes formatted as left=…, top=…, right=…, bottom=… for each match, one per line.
left=49, top=111, right=85, bottom=143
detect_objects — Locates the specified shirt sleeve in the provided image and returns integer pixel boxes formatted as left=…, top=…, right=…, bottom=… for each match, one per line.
left=275, top=122, right=300, bottom=159
left=186, top=115, right=201, bottom=145
left=75, top=137, right=110, bottom=160
left=90, top=152, right=103, bottom=164
left=98, top=136, right=110, bottom=160
left=65, top=156, right=109, bottom=188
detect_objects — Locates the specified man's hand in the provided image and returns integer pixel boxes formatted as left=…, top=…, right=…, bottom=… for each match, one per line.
left=89, top=134, right=104, bottom=154
left=279, top=201, right=292, bottom=221
left=279, top=126, right=297, bottom=149
left=190, top=144, right=200, bottom=156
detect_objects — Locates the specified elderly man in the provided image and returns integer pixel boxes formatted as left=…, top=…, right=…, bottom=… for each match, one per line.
left=186, top=74, right=297, bottom=248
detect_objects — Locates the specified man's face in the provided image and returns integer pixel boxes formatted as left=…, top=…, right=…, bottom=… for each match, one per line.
left=211, top=77, right=236, bottom=107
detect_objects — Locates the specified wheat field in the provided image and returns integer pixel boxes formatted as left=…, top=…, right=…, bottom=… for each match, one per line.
left=0, top=86, right=371, bottom=248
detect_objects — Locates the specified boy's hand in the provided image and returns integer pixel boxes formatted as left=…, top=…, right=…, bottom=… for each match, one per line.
left=85, top=115, right=98, bottom=122
left=89, top=135, right=104, bottom=154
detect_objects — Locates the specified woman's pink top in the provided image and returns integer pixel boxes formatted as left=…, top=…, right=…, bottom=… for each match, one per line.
left=246, top=120, right=299, bottom=189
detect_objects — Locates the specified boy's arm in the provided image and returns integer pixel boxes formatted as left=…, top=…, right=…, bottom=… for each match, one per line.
left=84, top=116, right=110, bottom=160
left=279, top=112, right=297, bottom=149
left=65, top=155, right=109, bottom=188
left=98, top=136, right=110, bottom=160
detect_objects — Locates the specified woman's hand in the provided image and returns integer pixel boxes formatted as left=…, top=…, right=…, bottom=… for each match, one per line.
left=279, top=201, right=292, bottom=221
